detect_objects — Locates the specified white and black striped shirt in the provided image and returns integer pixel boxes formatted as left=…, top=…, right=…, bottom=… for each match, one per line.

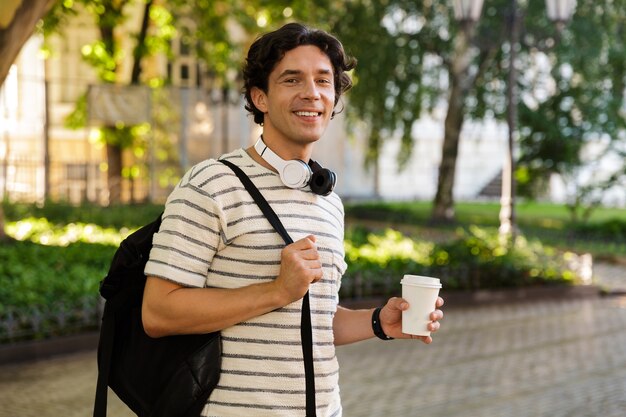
left=145, top=148, right=347, bottom=417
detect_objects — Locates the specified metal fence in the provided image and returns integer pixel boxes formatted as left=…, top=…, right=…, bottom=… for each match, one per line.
left=0, top=298, right=102, bottom=344
left=1, top=76, right=248, bottom=205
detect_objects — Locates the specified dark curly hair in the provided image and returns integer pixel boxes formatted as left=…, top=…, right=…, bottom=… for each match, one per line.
left=243, top=23, right=357, bottom=125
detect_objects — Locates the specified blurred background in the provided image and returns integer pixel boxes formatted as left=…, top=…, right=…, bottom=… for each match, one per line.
left=0, top=0, right=625, bottom=416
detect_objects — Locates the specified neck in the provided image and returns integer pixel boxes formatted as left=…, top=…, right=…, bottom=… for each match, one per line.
left=246, top=143, right=275, bottom=172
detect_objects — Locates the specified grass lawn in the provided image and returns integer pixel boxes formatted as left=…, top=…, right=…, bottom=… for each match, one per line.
left=345, top=200, right=626, bottom=259
left=346, top=200, right=626, bottom=227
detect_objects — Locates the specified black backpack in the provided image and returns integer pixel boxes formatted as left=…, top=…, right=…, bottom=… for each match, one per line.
left=93, top=213, right=221, bottom=417
left=93, top=159, right=317, bottom=417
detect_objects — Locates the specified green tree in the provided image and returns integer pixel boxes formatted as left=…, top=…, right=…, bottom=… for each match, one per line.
left=332, top=0, right=509, bottom=221
left=42, top=0, right=335, bottom=203
left=44, top=0, right=170, bottom=203
left=517, top=0, right=626, bottom=222
left=332, top=0, right=624, bottom=225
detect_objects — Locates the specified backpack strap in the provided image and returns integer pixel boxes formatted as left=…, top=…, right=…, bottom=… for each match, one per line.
left=93, top=303, right=114, bottom=417
left=219, top=158, right=317, bottom=417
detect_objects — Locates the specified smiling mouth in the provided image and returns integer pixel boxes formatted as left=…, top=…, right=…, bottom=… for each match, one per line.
left=294, top=111, right=322, bottom=117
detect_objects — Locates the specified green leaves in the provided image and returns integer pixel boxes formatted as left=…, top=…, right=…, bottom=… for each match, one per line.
left=343, top=225, right=579, bottom=294
left=0, top=240, right=114, bottom=316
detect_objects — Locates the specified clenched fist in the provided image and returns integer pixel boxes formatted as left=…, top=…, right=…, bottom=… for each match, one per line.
left=274, top=235, right=323, bottom=303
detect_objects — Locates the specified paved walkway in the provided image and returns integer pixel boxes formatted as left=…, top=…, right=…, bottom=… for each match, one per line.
left=1, top=294, right=625, bottom=417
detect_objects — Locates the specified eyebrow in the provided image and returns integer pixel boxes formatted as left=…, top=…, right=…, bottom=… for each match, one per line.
left=277, top=68, right=333, bottom=79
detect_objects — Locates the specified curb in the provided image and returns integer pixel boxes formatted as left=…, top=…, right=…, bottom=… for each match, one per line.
left=440, top=284, right=602, bottom=308
left=0, top=331, right=100, bottom=366
left=0, top=285, right=603, bottom=366
left=340, top=285, right=602, bottom=310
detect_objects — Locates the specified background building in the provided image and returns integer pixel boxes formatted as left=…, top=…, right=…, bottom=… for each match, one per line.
left=1, top=8, right=623, bottom=208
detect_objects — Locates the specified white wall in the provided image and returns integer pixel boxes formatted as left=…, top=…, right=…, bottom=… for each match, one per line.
left=372, top=117, right=506, bottom=200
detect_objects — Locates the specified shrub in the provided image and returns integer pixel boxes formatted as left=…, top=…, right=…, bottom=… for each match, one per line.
left=341, top=226, right=580, bottom=298
left=571, top=218, right=626, bottom=242
left=0, top=240, right=115, bottom=315
left=0, top=240, right=116, bottom=342
left=432, top=226, right=578, bottom=289
left=1, top=217, right=125, bottom=341
left=3, top=200, right=162, bottom=229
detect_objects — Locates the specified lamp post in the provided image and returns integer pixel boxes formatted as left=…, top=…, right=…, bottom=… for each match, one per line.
left=546, top=0, right=577, bottom=30
left=452, top=0, right=576, bottom=240
left=452, top=0, right=485, bottom=27
left=498, top=0, right=521, bottom=239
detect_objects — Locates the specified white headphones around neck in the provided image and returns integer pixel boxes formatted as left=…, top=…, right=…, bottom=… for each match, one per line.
left=254, top=137, right=337, bottom=196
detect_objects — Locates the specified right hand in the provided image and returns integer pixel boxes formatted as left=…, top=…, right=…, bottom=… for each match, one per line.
left=274, top=235, right=322, bottom=303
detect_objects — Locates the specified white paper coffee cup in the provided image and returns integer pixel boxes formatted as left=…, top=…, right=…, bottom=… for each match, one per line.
left=401, top=275, right=442, bottom=336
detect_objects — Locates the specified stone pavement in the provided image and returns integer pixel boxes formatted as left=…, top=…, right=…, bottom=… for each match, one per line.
left=1, top=295, right=626, bottom=417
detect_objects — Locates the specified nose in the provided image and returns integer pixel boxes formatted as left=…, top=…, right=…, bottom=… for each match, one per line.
left=301, top=79, right=321, bottom=100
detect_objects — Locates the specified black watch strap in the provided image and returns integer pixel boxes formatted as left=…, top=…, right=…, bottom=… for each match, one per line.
left=372, top=307, right=394, bottom=340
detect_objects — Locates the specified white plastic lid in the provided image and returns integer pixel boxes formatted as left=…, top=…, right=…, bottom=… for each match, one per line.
left=401, top=275, right=442, bottom=288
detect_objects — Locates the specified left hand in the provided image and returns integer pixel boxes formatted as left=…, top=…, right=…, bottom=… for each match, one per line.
left=380, top=296, right=444, bottom=344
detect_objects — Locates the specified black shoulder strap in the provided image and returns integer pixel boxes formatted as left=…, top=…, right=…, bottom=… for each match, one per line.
left=220, top=159, right=293, bottom=245
left=93, top=304, right=113, bottom=417
left=219, top=158, right=317, bottom=417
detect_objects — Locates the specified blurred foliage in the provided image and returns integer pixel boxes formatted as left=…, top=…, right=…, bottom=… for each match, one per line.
left=516, top=0, right=626, bottom=216
left=344, top=199, right=626, bottom=257
left=3, top=200, right=162, bottom=229
left=0, top=240, right=114, bottom=316
left=0, top=200, right=602, bottom=341
left=331, top=0, right=625, bottom=220
left=38, top=0, right=625, bottom=214
left=342, top=225, right=579, bottom=296
left=5, top=218, right=128, bottom=246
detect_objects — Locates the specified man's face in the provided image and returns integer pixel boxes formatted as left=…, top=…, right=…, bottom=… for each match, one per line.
left=252, top=45, right=336, bottom=149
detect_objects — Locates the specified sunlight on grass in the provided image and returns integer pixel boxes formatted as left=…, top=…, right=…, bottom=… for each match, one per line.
left=6, top=217, right=131, bottom=246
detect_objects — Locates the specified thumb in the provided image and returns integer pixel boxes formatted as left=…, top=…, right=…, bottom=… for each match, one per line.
left=387, top=297, right=409, bottom=312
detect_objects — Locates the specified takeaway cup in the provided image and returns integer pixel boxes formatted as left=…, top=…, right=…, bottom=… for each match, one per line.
left=401, top=275, right=442, bottom=336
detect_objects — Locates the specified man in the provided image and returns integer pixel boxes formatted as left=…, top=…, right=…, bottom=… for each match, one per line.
left=142, top=22, right=444, bottom=416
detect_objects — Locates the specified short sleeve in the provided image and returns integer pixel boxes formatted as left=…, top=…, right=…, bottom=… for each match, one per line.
left=144, top=165, right=224, bottom=288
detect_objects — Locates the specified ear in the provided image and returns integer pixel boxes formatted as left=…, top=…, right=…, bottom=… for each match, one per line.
left=250, top=87, right=268, bottom=113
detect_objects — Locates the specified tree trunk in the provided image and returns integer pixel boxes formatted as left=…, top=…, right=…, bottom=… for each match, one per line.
left=0, top=0, right=57, bottom=85
left=106, top=142, right=123, bottom=204
left=432, top=76, right=465, bottom=222
left=98, top=0, right=152, bottom=205
left=431, top=24, right=475, bottom=223
left=130, top=0, right=153, bottom=85
left=0, top=203, right=5, bottom=241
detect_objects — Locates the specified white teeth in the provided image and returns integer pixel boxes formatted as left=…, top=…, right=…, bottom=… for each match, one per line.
left=295, top=111, right=319, bottom=117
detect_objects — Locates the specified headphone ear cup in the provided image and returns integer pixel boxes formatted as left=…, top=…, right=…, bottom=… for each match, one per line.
left=310, top=168, right=336, bottom=196
left=280, top=160, right=312, bottom=189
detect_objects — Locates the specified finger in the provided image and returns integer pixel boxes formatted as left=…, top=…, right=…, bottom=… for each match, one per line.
left=435, top=296, right=444, bottom=308
left=408, top=334, right=432, bottom=344
left=309, top=267, right=324, bottom=283
left=289, top=235, right=317, bottom=251
left=302, top=235, right=316, bottom=247
left=300, top=248, right=320, bottom=260
left=305, top=259, right=322, bottom=270
left=311, top=273, right=323, bottom=283
left=427, top=321, right=441, bottom=332
left=429, top=309, right=444, bottom=321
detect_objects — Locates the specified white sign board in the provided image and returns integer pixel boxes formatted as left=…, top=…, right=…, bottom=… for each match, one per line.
left=87, top=84, right=151, bottom=125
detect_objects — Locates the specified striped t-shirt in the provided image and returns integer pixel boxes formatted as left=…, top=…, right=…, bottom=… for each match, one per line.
left=144, top=148, right=347, bottom=417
